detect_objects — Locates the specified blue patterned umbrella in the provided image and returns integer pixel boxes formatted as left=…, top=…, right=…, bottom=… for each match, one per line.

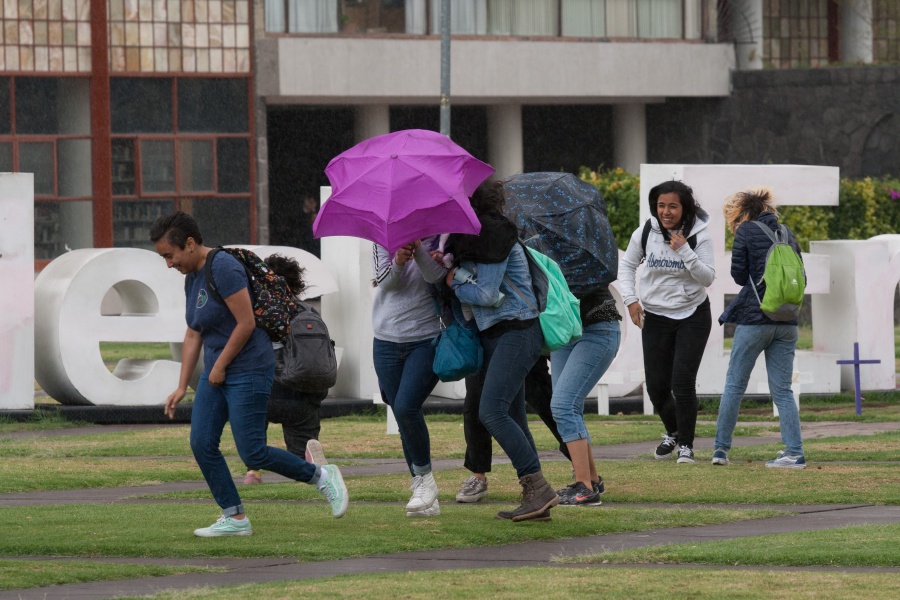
left=503, top=172, right=618, bottom=296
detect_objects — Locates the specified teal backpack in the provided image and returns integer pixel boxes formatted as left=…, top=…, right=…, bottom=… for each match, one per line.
left=505, top=242, right=582, bottom=353
left=749, top=222, right=806, bottom=322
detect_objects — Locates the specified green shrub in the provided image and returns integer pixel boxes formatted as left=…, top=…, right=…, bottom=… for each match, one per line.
left=579, top=166, right=640, bottom=250
left=778, top=205, right=832, bottom=252
left=578, top=169, right=900, bottom=250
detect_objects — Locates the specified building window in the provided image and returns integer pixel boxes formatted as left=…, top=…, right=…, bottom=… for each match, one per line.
left=763, top=0, right=831, bottom=68
left=0, top=77, right=93, bottom=260
left=110, top=77, right=252, bottom=251
left=264, top=0, right=697, bottom=38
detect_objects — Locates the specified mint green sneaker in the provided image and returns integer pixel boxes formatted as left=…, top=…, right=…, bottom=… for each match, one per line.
left=316, top=465, right=348, bottom=518
left=194, top=515, right=253, bottom=537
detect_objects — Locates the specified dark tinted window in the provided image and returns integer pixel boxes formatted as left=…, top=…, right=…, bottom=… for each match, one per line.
left=16, top=78, right=59, bottom=134
left=217, top=137, right=249, bottom=193
left=0, top=78, right=10, bottom=134
left=178, top=78, right=248, bottom=133
left=111, top=78, right=173, bottom=133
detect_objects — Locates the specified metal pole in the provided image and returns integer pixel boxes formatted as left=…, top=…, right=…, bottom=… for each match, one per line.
left=439, top=0, right=451, bottom=137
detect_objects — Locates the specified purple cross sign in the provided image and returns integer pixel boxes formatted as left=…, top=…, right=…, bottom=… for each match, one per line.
left=836, top=342, right=881, bottom=416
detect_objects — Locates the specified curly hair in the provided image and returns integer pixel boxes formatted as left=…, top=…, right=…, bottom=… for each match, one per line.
left=723, top=187, right=780, bottom=234
left=265, top=253, right=307, bottom=297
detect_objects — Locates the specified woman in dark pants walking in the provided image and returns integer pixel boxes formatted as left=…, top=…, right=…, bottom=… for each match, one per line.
left=618, top=181, right=716, bottom=463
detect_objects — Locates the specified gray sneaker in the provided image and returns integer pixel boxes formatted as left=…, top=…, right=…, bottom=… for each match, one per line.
left=766, top=454, right=807, bottom=469
left=316, top=465, right=348, bottom=517
left=455, top=475, right=488, bottom=503
left=305, top=439, right=328, bottom=465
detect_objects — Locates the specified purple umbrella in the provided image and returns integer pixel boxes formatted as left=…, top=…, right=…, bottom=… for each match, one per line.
left=313, top=129, right=494, bottom=253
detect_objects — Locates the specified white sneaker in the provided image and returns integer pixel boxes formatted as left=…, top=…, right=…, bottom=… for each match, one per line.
left=194, top=515, right=252, bottom=537
left=406, top=472, right=439, bottom=514
left=305, top=439, right=328, bottom=465
left=408, top=499, right=440, bottom=517
left=316, top=465, right=348, bottom=518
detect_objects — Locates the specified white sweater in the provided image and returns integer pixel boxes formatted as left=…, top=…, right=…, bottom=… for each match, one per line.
left=617, top=213, right=716, bottom=318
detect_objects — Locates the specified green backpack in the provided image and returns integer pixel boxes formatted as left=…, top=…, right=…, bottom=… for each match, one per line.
left=505, top=243, right=582, bottom=353
left=749, top=222, right=806, bottom=322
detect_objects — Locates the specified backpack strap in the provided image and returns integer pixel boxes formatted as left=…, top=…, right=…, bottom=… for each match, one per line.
left=202, top=247, right=225, bottom=305
left=641, top=218, right=698, bottom=261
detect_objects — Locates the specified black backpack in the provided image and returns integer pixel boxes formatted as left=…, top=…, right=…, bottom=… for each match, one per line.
left=202, top=247, right=300, bottom=344
left=275, top=303, right=338, bottom=392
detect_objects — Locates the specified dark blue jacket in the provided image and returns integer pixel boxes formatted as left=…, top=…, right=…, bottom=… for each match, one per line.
left=719, top=212, right=803, bottom=326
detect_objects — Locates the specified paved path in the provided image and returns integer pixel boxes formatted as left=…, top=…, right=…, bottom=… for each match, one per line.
left=3, top=421, right=900, bottom=599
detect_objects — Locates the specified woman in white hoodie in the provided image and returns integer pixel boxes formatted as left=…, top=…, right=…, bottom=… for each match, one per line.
left=618, top=181, right=715, bottom=464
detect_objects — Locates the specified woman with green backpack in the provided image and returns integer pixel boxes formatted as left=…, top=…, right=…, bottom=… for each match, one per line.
left=712, top=187, right=807, bottom=469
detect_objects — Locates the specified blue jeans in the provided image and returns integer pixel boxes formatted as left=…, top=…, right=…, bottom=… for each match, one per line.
left=190, top=367, right=318, bottom=516
left=550, top=321, right=621, bottom=443
left=479, top=320, right=543, bottom=478
left=373, top=337, right=439, bottom=476
left=714, top=324, right=803, bottom=456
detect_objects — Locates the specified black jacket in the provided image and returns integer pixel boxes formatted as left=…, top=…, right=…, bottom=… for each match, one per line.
left=719, top=211, right=803, bottom=326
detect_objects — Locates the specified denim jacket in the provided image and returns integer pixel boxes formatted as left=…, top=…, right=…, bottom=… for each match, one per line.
left=450, top=243, right=540, bottom=331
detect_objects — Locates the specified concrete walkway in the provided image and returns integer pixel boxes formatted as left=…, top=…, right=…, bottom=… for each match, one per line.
left=3, top=421, right=900, bottom=599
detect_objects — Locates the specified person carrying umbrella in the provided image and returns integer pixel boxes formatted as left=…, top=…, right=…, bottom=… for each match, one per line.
left=371, top=236, right=448, bottom=517
left=444, top=181, right=559, bottom=522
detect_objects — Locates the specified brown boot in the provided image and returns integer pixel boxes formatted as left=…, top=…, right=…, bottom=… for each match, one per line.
left=495, top=508, right=551, bottom=521
left=510, top=471, right=558, bottom=522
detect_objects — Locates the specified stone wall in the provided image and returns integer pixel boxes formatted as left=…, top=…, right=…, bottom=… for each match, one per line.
left=647, top=66, right=900, bottom=179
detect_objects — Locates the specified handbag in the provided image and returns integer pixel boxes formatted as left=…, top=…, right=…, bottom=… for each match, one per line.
left=432, top=319, right=483, bottom=382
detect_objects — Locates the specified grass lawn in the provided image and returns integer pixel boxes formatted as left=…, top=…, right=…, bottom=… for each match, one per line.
left=567, top=522, right=900, bottom=568
left=0, top=560, right=222, bottom=592
left=3, top=394, right=900, bottom=595
left=118, top=567, right=900, bottom=600
left=0, top=503, right=777, bottom=561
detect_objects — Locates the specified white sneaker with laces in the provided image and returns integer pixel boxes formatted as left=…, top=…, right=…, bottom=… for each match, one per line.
left=316, top=465, right=348, bottom=518
left=194, top=515, right=253, bottom=537
left=406, top=472, right=439, bottom=515
left=410, top=499, right=440, bottom=517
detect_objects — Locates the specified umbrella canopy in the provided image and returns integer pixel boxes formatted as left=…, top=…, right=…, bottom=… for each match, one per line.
left=503, top=172, right=618, bottom=296
left=314, top=129, right=494, bottom=253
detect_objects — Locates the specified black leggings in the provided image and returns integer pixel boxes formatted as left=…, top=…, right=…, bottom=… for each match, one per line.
left=641, top=298, right=711, bottom=449
left=462, top=355, right=571, bottom=474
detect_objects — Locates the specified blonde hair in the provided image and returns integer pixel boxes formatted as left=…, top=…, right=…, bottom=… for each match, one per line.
left=723, top=187, right=780, bottom=233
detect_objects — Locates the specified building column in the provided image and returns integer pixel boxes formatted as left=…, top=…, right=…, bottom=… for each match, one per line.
left=733, top=0, right=763, bottom=70
left=840, top=0, right=873, bottom=64
left=613, top=103, right=647, bottom=175
left=486, top=104, right=523, bottom=179
left=355, top=104, right=390, bottom=143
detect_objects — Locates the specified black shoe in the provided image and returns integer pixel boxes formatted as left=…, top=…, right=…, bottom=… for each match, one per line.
left=655, top=433, right=678, bottom=459
left=557, top=482, right=601, bottom=507
left=593, top=476, right=605, bottom=495
left=676, top=445, right=696, bottom=464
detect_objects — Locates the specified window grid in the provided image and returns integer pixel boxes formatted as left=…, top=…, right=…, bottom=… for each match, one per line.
left=763, top=0, right=830, bottom=68
left=107, top=0, right=252, bottom=73
left=0, top=0, right=92, bottom=72
left=874, top=0, right=900, bottom=63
